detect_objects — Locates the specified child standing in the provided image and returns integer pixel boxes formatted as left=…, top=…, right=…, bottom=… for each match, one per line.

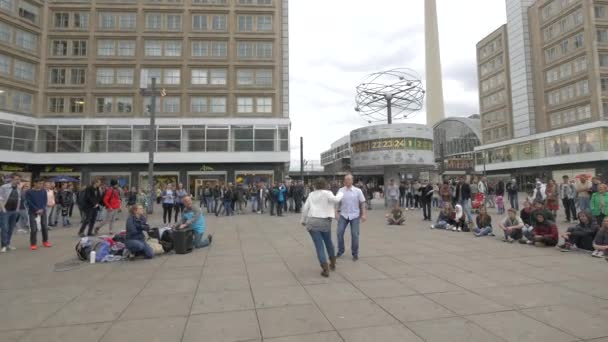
left=496, top=195, right=505, bottom=215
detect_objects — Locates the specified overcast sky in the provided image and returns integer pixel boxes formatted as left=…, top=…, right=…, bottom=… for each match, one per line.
left=289, top=0, right=507, bottom=163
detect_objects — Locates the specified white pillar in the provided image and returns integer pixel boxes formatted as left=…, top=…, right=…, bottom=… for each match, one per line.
left=424, top=0, right=445, bottom=127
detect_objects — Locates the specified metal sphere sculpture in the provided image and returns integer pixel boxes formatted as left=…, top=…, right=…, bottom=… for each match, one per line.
left=355, top=68, right=425, bottom=124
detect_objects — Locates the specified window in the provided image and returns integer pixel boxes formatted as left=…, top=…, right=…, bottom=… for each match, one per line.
left=18, top=1, right=38, bottom=24
left=146, top=13, right=161, bottom=29
left=256, top=97, right=272, bottom=113
left=96, top=68, right=114, bottom=85
left=116, top=97, right=132, bottom=113
left=233, top=126, right=253, bottom=151
left=54, top=13, right=69, bottom=28
left=164, top=69, right=180, bottom=85
left=237, top=69, right=254, bottom=85
left=145, top=40, right=162, bottom=57
left=163, top=96, right=180, bottom=113
left=165, top=41, right=181, bottom=56
left=49, top=68, right=66, bottom=85
left=118, top=40, right=135, bottom=56
left=596, top=6, right=606, bottom=18
left=192, top=15, right=208, bottom=31
left=257, top=42, right=272, bottom=58
left=74, top=13, right=89, bottom=29
left=254, top=128, right=274, bottom=151
left=108, top=126, right=131, bottom=152
left=13, top=60, right=34, bottom=82
left=12, top=91, right=32, bottom=113
left=157, top=127, right=181, bottom=151
left=206, top=126, right=228, bottom=151
left=57, top=127, right=82, bottom=152
left=116, top=69, right=133, bottom=85
left=238, top=15, right=253, bottom=32
left=191, top=69, right=208, bottom=85
left=51, top=40, right=68, bottom=56
left=210, top=69, right=226, bottom=85
left=193, top=0, right=226, bottom=3
left=602, top=78, right=608, bottom=92
left=143, top=68, right=161, bottom=85
left=97, top=40, right=114, bottom=56
left=256, top=15, right=272, bottom=31
left=210, top=97, right=226, bottom=113
left=0, top=54, right=9, bottom=74
left=0, top=22, right=11, bottom=43
left=167, top=14, right=181, bottom=31
left=574, top=33, right=584, bottom=48
left=48, top=97, right=65, bottom=113
left=601, top=54, right=608, bottom=67
left=15, top=30, right=36, bottom=51
left=119, top=13, right=136, bottom=30
left=192, top=41, right=227, bottom=57
left=99, top=13, right=116, bottom=29
left=238, top=42, right=254, bottom=58
left=70, top=68, right=85, bottom=84
left=211, top=15, right=226, bottom=31
left=238, top=69, right=272, bottom=86
left=70, top=97, right=84, bottom=113
left=96, top=97, right=113, bottom=113
left=598, top=29, right=608, bottom=43
left=191, top=97, right=207, bottom=113
left=72, top=40, right=87, bottom=56
left=237, top=97, right=253, bottom=113
left=237, top=41, right=272, bottom=59
left=279, top=127, right=288, bottom=151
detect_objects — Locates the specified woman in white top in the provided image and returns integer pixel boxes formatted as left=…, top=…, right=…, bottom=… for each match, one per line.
left=301, top=177, right=343, bottom=277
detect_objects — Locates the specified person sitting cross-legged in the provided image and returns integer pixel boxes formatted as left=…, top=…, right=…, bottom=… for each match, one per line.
left=431, top=202, right=456, bottom=230
left=558, top=211, right=598, bottom=252
left=386, top=203, right=405, bottom=226
left=499, top=208, right=525, bottom=243
left=528, top=212, right=559, bottom=247
left=592, top=216, right=608, bottom=258
left=473, top=206, right=494, bottom=237
left=173, top=196, right=213, bottom=249
left=453, top=204, right=468, bottom=232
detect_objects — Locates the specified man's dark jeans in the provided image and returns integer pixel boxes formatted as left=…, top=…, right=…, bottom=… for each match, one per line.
left=562, top=198, right=576, bottom=222
left=79, top=207, right=98, bottom=235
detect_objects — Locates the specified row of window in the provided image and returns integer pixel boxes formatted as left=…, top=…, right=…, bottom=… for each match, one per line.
left=481, top=108, right=506, bottom=128
left=0, top=0, right=39, bottom=25
left=546, top=79, right=589, bottom=107
left=544, top=32, right=584, bottom=64
left=48, top=0, right=272, bottom=4
left=549, top=104, right=592, bottom=129
left=545, top=55, right=587, bottom=84
left=542, top=8, right=583, bottom=43
left=44, top=95, right=274, bottom=115
left=49, top=39, right=273, bottom=59
left=541, top=0, right=577, bottom=23
left=52, top=12, right=274, bottom=33
left=0, top=21, right=38, bottom=52
left=0, top=123, right=287, bottom=154
left=47, top=67, right=273, bottom=87
left=481, top=91, right=505, bottom=111
left=0, top=88, right=33, bottom=114
left=482, top=125, right=509, bottom=144
left=479, top=54, right=503, bottom=78
left=0, top=53, right=35, bottom=83
left=477, top=128, right=607, bottom=166
left=480, top=72, right=505, bottom=94
left=478, top=36, right=502, bottom=60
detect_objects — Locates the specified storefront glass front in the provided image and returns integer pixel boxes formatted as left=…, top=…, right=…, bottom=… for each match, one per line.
left=90, top=173, right=131, bottom=188
left=139, top=173, right=179, bottom=192
left=235, top=171, right=274, bottom=186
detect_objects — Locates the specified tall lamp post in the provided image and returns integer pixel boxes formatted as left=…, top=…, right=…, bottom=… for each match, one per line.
left=140, top=74, right=166, bottom=214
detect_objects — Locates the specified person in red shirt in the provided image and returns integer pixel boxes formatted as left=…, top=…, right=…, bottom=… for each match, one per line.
left=94, top=180, right=121, bottom=235
left=530, top=212, right=559, bottom=247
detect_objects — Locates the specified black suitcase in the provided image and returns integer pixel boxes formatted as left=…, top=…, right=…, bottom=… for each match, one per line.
left=173, top=228, right=193, bottom=254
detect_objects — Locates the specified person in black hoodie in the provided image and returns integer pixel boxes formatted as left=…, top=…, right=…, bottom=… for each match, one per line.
left=420, top=180, right=434, bottom=221
left=559, top=211, right=598, bottom=252
left=78, top=179, right=102, bottom=237
left=455, top=177, right=473, bottom=225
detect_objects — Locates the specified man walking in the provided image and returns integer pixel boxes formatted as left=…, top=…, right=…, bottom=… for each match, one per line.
left=420, top=180, right=434, bottom=221
left=26, top=179, right=51, bottom=250
left=560, top=175, right=577, bottom=223
left=336, top=174, right=367, bottom=261
left=0, top=173, right=21, bottom=252
left=79, top=179, right=101, bottom=237
left=95, top=180, right=121, bottom=235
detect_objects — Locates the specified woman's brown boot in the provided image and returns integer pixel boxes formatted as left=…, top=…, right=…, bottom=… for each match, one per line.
left=329, top=256, right=336, bottom=271
left=320, top=263, right=330, bottom=277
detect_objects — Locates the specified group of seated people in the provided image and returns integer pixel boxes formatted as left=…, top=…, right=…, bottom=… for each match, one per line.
left=428, top=198, right=608, bottom=257
left=125, top=195, right=213, bottom=259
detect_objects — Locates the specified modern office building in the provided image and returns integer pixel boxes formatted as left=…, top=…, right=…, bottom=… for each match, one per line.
left=474, top=0, right=608, bottom=184
left=320, top=135, right=351, bottom=176
left=432, top=115, right=481, bottom=177
left=0, top=0, right=289, bottom=192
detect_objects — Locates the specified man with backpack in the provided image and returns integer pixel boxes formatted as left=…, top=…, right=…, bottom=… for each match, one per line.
left=79, top=179, right=102, bottom=237
left=94, top=179, right=121, bottom=235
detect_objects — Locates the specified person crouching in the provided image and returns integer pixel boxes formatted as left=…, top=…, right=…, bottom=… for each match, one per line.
left=174, top=196, right=213, bottom=249
left=125, top=204, right=153, bottom=259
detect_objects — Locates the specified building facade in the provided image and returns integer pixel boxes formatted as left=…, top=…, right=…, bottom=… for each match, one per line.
left=474, top=0, right=608, bottom=183
left=320, top=135, right=351, bottom=176
left=432, top=115, right=481, bottom=176
left=0, top=0, right=289, bottom=191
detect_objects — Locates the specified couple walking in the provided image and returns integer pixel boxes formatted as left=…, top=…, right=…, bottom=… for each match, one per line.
left=300, top=175, right=367, bottom=277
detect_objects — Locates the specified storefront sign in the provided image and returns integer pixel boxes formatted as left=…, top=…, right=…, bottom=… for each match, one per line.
left=200, top=165, right=215, bottom=171
left=351, top=138, right=433, bottom=153
left=44, top=166, right=77, bottom=173
left=446, top=159, right=474, bottom=170
left=0, top=164, right=27, bottom=172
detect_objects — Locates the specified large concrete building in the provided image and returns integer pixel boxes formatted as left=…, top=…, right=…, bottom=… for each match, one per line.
left=0, top=0, right=289, bottom=192
left=475, top=0, right=608, bottom=185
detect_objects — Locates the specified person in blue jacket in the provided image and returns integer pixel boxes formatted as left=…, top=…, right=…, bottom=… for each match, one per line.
left=125, top=204, right=153, bottom=259
left=276, top=183, right=287, bottom=217
left=175, top=196, right=213, bottom=248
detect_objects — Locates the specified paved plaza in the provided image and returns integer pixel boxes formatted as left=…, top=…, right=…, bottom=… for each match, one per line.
left=2, top=203, right=608, bottom=342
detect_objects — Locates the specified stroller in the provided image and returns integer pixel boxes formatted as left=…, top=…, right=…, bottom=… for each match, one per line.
left=472, top=193, right=485, bottom=214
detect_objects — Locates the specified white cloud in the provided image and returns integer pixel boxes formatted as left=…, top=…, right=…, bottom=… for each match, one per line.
left=289, top=0, right=506, bottom=159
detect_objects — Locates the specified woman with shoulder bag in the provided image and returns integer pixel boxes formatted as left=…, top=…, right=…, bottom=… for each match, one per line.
left=300, top=177, right=343, bottom=277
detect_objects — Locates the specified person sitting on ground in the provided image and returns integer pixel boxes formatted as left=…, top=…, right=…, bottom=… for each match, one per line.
left=530, top=199, right=554, bottom=226
left=528, top=212, right=559, bottom=247
left=592, top=216, right=608, bottom=258
left=559, top=211, right=598, bottom=252
left=173, top=196, right=213, bottom=249
left=125, top=204, right=153, bottom=259
left=519, top=200, right=535, bottom=242
left=453, top=204, right=467, bottom=232
left=430, top=202, right=455, bottom=230
left=386, top=203, right=405, bottom=225
left=499, top=208, right=525, bottom=243
left=473, top=206, right=494, bottom=237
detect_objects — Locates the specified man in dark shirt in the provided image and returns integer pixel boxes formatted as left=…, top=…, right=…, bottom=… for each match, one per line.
left=420, top=180, right=434, bottom=221
left=0, top=173, right=21, bottom=252
left=25, top=179, right=50, bottom=250
left=78, top=179, right=102, bottom=237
